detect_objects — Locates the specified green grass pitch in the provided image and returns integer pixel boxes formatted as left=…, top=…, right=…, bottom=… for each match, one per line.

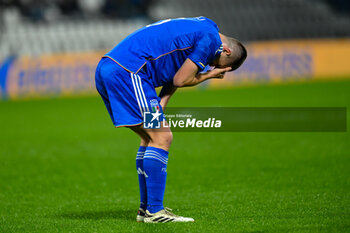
left=0, top=80, right=349, bottom=232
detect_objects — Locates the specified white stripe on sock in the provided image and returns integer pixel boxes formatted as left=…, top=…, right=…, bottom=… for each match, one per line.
left=144, top=155, right=167, bottom=165
left=146, top=150, right=163, bottom=157
left=144, top=152, right=168, bottom=164
left=145, top=152, right=168, bottom=162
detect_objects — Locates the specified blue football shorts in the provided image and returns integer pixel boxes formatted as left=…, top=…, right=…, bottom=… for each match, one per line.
left=95, top=57, right=163, bottom=127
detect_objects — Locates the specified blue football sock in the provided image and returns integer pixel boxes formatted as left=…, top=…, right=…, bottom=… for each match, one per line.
left=143, top=146, right=169, bottom=214
left=136, top=146, right=147, bottom=210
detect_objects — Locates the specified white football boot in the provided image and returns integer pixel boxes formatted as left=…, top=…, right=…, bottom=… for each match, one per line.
left=144, top=207, right=194, bottom=223
left=136, top=208, right=146, bottom=222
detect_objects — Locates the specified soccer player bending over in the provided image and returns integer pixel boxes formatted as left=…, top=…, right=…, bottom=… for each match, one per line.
left=95, top=17, right=246, bottom=223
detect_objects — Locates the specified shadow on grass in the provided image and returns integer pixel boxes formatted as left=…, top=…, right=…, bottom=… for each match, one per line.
left=57, top=209, right=135, bottom=222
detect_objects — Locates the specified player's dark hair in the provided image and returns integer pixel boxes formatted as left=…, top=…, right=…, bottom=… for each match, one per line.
left=230, top=39, right=247, bottom=71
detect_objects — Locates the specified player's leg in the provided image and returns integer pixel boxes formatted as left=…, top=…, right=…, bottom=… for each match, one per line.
left=131, top=128, right=150, bottom=222
left=130, top=123, right=172, bottom=211
left=126, top=72, right=172, bottom=214
left=130, top=124, right=194, bottom=223
left=95, top=61, right=192, bottom=222
left=95, top=59, right=150, bottom=221
left=142, top=126, right=171, bottom=215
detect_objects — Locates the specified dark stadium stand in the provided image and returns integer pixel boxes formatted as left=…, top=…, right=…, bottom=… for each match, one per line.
left=149, top=0, right=350, bottom=41
left=0, top=0, right=349, bottom=61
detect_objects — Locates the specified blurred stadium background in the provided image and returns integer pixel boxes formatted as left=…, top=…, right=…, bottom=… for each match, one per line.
left=0, top=0, right=350, bottom=232
left=1, top=0, right=350, bottom=99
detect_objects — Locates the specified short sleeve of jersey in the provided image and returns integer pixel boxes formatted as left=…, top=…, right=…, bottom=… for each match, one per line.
left=188, top=31, right=222, bottom=71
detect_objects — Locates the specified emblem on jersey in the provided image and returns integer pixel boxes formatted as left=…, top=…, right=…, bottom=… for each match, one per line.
left=150, top=99, right=160, bottom=113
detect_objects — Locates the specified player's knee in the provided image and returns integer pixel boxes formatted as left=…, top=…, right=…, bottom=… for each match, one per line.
left=151, top=130, right=173, bottom=148
left=158, top=131, right=173, bottom=147
left=163, top=130, right=173, bottom=145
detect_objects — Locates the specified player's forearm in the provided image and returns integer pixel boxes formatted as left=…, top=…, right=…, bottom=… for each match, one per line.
left=176, top=73, right=212, bottom=87
left=173, top=58, right=231, bottom=87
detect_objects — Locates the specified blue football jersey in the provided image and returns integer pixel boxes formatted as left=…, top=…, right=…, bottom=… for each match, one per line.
left=104, top=16, right=223, bottom=87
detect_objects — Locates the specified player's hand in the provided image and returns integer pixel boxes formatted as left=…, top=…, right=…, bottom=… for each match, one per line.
left=207, top=67, right=232, bottom=79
